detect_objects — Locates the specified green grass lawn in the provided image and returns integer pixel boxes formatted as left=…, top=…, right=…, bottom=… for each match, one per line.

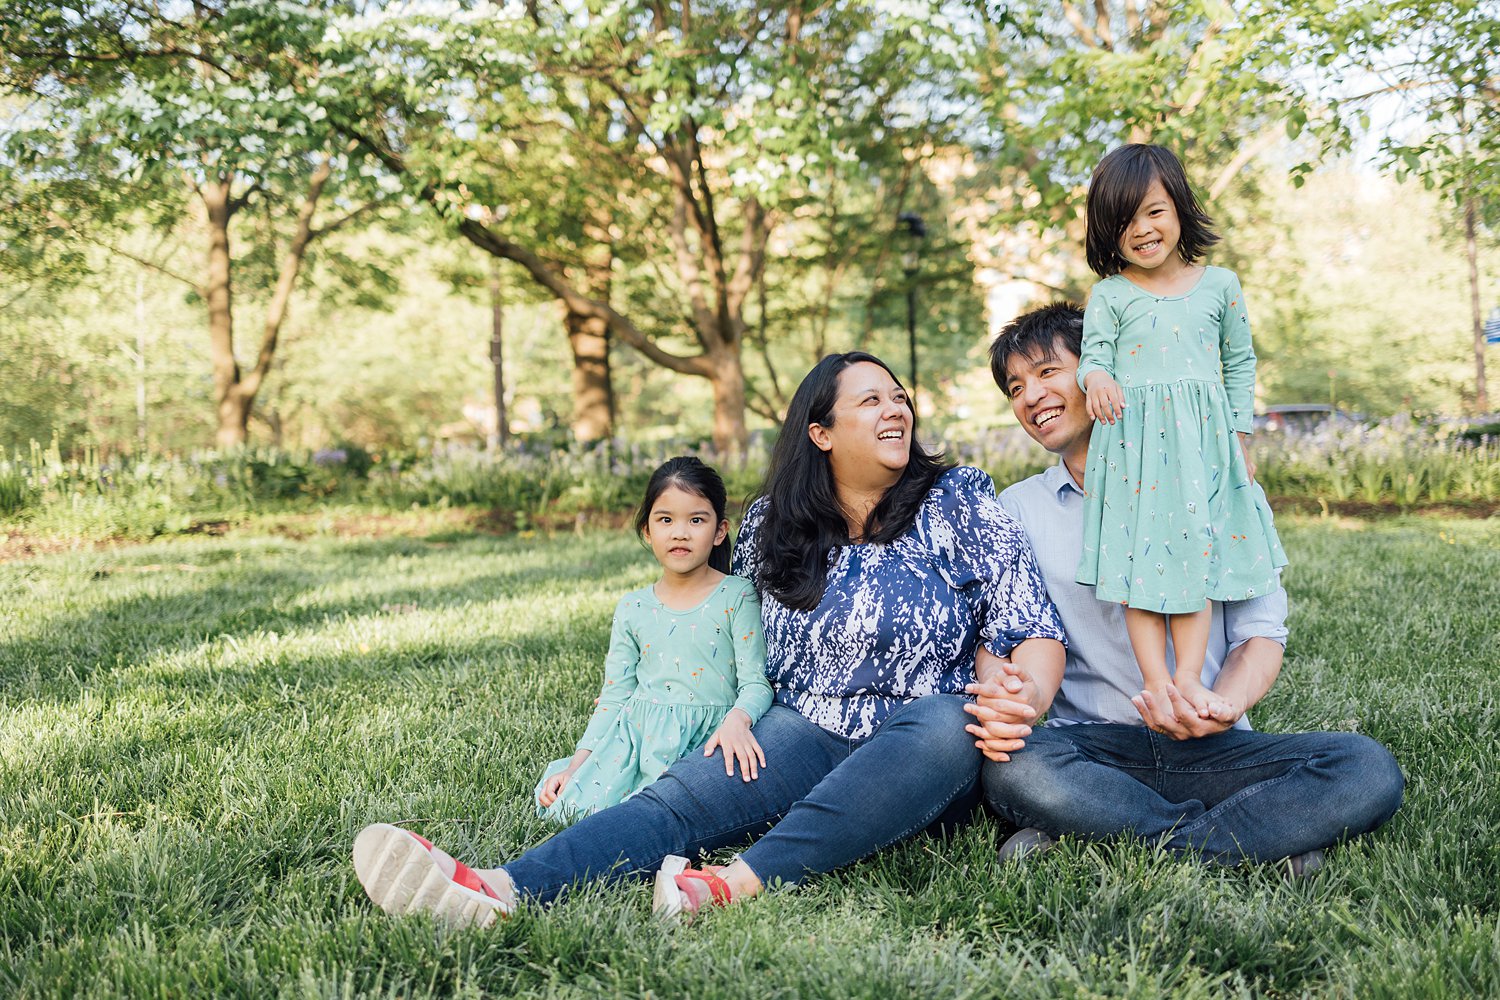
left=2, top=515, right=1498, bottom=998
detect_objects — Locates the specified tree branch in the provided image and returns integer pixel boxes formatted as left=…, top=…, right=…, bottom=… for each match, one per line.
left=45, top=211, right=204, bottom=293
left=310, top=196, right=384, bottom=239
left=1059, top=1, right=1099, bottom=47
left=1172, top=20, right=1221, bottom=118
left=1093, top=0, right=1114, bottom=50
left=237, top=154, right=333, bottom=403
left=1206, top=125, right=1285, bottom=201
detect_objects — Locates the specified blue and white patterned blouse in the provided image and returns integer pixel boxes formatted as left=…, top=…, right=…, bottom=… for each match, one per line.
left=732, top=466, right=1066, bottom=740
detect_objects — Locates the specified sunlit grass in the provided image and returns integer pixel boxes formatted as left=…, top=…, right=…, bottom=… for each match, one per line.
left=2, top=514, right=1497, bottom=997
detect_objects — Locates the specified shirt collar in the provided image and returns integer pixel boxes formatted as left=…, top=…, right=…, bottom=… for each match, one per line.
left=1044, top=460, right=1086, bottom=499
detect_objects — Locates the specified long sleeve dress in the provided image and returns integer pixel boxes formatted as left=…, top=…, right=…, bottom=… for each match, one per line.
left=535, top=575, right=772, bottom=822
left=1074, top=267, right=1287, bottom=613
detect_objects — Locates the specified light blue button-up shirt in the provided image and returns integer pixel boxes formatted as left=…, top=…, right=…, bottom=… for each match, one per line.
left=998, top=462, right=1288, bottom=729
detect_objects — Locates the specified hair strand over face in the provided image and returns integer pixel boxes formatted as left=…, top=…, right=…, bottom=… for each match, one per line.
left=1085, top=143, right=1219, bottom=278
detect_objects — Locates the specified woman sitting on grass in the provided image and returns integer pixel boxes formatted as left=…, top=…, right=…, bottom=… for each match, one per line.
left=352, top=351, right=1066, bottom=926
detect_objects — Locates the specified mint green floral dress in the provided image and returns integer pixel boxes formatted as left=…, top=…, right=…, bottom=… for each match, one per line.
left=535, top=576, right=772, bottom=823
left=1075, top=267, right=1287, bottom=614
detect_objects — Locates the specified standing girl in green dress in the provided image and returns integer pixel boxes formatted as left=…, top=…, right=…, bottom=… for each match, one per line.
left=1075, top=144, right=1286, bottom=720
left=535, top=457, right=773, bottom=822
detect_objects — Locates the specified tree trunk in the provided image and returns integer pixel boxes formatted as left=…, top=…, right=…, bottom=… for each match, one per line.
left=709, top=348, right=749, bottom=462
left=201, top=177, right=248, bottom=447
left=564, top=241, right=615, bottom=442
left=565, top=308, right=613, bottom=442
left=490, top=258, right=511, bottom=448
left=1464, top=193, right=1489, bottom=413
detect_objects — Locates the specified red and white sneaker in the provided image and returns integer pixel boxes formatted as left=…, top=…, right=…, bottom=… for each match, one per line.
left=651, top=855, right=732, bottom=921
left=352, top=823, right=513, bottom=929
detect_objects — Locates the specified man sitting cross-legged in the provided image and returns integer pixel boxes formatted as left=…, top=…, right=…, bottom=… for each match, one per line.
left=965, top=302, right=1403, bottom=873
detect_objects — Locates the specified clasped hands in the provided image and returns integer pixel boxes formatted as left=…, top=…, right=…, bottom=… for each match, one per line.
left=963, top=658, right=1039, bottom=763
left=1131, top=684, right=1243, bottom=740
left=965, top=660, right=1247, bottom=761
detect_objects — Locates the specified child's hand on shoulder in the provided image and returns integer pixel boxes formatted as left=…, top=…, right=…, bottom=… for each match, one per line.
left=704, top=709, right=765, bottom=782
left=1083, top=371, right=1125, bottom=425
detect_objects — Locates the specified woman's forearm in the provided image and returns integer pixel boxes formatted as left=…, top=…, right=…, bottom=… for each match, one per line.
left=976, top=639, right=1065, bottom=718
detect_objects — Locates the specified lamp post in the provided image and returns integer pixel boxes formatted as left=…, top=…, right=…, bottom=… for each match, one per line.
left=897, top=212, right=926, bottom=408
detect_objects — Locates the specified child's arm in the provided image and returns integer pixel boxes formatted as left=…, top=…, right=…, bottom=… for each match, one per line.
left=703, top=581, right=772, bottom=780
left=1078, top=286, right=1124, bottom=423
left=1218, top=271, right=1257, bottom=437
left=572, top=599, right=642, bottom=756
left=725, top=583, right=773, bottom=723
left=537, top=749, right=591, bottom=806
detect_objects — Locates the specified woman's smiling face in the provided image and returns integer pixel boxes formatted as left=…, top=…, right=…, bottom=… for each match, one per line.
left=809, top=361, right=913, bottom=483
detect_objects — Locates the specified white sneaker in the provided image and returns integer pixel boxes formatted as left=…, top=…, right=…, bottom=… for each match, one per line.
left=997, top=827, right=1058, bottom=864
left=352, top=823, right=513, bottom=929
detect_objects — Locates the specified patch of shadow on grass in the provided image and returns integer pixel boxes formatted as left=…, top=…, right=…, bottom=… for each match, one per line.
left=0, top=539, right=644, bottom=704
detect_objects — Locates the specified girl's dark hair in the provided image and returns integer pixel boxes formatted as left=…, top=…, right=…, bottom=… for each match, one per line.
left=1085, top=143, right=1219, bottom=278
left=755, top=352, right=952, bottom=610
left=635, top=456, right=731, bottom=574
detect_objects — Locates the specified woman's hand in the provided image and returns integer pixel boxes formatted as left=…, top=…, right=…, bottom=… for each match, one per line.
left=1083, top=371, right=1125, bottom=425
left=704, top=709, right=765, bottom=781
left=538, top=750, right=591, bottom=807
left=964, top=658, right=1039, bottom=763
left=1237, top=431, right=1256, bottom=480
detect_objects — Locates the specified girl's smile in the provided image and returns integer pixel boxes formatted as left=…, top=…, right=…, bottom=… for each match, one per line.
left=1117, top=178, right=1183, bottom=275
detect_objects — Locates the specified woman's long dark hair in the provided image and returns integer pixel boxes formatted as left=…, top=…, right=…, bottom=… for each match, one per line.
left=635, top=456, right=732, bottom=574
left=755, top=352, right=951, bottom=610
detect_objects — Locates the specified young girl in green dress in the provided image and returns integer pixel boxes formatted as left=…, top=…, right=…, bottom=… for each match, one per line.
left=535, top=457, right=773, bottom=822
left=1076, top=144, right=1286, bottom=720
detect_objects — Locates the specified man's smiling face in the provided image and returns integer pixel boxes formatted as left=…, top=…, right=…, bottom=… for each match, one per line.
left=1003, top=338, right=1094, bottom=457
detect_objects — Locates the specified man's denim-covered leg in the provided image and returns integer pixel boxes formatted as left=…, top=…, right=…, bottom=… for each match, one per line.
left=740, top=694, right=982, bottom=886
left=503, top=706, right=844, bottom=902
left=1150, top=728, right=1404, bottom=860
left=983, top=724, right=1403, bottom=862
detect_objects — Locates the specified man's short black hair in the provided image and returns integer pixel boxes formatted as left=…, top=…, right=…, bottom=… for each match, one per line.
left=989, top=302, right=1085, bottom=393
left=1085, top=143, right=1220, bottom=278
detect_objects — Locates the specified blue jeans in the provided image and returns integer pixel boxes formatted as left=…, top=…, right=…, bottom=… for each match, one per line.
left=503, top=696, right=980, bottom=902
left=982, top=724, right=1403, bottom=862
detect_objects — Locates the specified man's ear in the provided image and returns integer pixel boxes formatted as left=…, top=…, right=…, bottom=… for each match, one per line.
left=808, top=423, right=833, bottom=452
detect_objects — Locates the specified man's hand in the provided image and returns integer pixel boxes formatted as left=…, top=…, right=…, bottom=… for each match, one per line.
left=1132, top=684, right=1242, bottom=740
left=964, top=658, right=1039, bottom=762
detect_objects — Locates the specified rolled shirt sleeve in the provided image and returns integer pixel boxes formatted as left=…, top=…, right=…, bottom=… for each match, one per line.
left=1223, top=582, right=1289, bottom=652
left=920, top=467, right=1066, bottom=658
